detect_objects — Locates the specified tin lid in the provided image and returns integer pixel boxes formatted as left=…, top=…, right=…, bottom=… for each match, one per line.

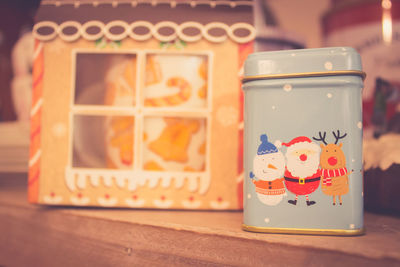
left=243, top=47, right=365, bottom=82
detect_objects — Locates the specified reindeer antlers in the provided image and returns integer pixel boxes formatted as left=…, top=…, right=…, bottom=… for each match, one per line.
left=312, top=131, right=328, bottom=145
left=332, top=130, right=347, bottom=144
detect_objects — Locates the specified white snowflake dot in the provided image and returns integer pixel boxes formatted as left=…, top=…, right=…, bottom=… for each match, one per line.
left=272, top=105, right=276, bottom=110
left=283, top=84, right=292, bottom=92
left=327, top=93, right=333, bottom=98
left=357, top=121, right=363, bottom=129
left=52, top=122, right=66, bottom=138
left=291, top=53, right=296, bottom=57
left=352, top=159, right=355, bottom=162
left=325, top=61, right=333, bottom=70
left=247, top=194, right=251, bottom=199
left=349, top=224, right=355, bottom=229
left=264, top=218, right=270, bottom=224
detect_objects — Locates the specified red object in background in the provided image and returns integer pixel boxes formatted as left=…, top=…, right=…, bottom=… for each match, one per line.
left=0, top=1, right=40, bottom=121
left=323, top=0, right=400, bottom=36
left=323, top=0, right=400, bottom=137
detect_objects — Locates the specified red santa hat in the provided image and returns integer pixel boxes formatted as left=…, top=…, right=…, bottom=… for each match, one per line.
left=282, top=136, right=320, bottom=154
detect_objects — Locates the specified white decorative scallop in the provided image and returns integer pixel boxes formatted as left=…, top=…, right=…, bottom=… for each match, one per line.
left=153, top=198, right=174, bottom=208
left=125, top=198, right=146, bottom=207
left=177, top=21, right=203, bottom=42
left=129, top=21, right=153, bottom=41
left=210, top=199, right=230, bottom=209
left=58, top=21, right=81, bottom=42
left=81, top=20, right=105, bottom=41
left=182, top=199, right=202, bottom=209
left=97, top=196, right=118, bottom=206
left=202, top=22, right=229, bottom=43
left=152, top=21, right=178, bottom=42
left=228, top=22, right=256, bottom=44
left=33, top=20, right=255, bottom=44
left=41, top=0, right=253, bottom=8
left=104, top=20, right=130, bottom=41
left=43, top=194, right=63, bottom=204
left=70, top=195, right=91, bottom=205
left=33, top=21, right=59, bottom=41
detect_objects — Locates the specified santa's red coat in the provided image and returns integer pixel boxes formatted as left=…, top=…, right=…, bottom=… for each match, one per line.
left=284, top=168, right=321, bottom=196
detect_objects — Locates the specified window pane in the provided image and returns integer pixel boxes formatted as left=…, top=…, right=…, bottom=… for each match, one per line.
left=144, top=54, right=208, bottom=108
left=73, top=114, right=134, bottom=169
left=74, top=53, right=137, bottom=106
left=142, top=116, right=206, bottom=172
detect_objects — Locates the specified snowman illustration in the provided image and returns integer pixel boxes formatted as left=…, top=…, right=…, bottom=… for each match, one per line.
left=250, top=134, right=286, bottom=206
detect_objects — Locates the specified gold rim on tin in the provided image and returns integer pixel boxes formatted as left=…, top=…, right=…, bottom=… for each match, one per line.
left=242, top=224, right=365, bottom=236
left=242, top=70, right=366, bottom=83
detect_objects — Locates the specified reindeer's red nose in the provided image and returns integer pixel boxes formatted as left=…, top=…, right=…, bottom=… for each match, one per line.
left=328, top=156, right=337, bottom=166
left=300, top=154, right=307, bottom=161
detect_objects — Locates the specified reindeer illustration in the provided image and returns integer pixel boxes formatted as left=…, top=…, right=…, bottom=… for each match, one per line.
left=313, top=131, right=351, bottom=205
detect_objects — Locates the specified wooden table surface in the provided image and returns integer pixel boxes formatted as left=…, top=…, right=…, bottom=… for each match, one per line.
left=1, top=173, right=400, bottom=267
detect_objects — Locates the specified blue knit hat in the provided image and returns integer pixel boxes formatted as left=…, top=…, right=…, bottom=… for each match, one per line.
left=257, top=134, right=278, bottom=155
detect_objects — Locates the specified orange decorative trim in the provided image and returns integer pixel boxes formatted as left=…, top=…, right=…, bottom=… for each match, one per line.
left=237, top=41, right=253, bottom=209
left=28, top=40, right=44, bottom=203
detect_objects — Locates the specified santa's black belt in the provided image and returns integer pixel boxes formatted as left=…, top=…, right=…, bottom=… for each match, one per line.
left=284, top=177, right=320, bottom=185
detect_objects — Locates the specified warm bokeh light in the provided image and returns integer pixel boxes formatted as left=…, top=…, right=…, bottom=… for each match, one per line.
left=382, top=0, right=393, bottom=44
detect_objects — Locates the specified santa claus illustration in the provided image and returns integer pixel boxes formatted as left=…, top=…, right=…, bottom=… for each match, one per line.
left=283, top=136, right=321, bottom=206
left=250, top=134, right=286, bottom=206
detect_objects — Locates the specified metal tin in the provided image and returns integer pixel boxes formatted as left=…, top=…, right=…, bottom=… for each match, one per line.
left=242, top=47, right=365, bottom=235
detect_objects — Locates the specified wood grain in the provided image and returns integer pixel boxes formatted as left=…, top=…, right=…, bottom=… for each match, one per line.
left=0, top=173, right=399, bottom=266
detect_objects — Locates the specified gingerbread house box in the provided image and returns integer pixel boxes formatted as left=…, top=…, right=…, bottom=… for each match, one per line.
left=29, top=0, right=255, bottom=209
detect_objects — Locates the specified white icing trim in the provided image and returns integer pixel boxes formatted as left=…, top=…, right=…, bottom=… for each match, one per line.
left=182, top=199, right=202, bottom=209
left=34, top=20, right=255, bottom=44
left=228, top=22, right=256, bottom=44
left=177, top=22, right=203, bottom=42
left=29, top=150, right=41, bottom=167
left=58, top=21, right=82, bottom=42
left=202, top=22, right=229, bottom=43
left=31, top=98, right=43, bottom=117
left=43, top=195, right=63, bottom=204
left=33, top=21, right=58, bottom=41
left=70, top=195, right=91, bottom=205
left=151, top=21, right=178, bottom=42
left=40, top=0, right=253, bottom=8
left=129, top=21, right=153, bottom=41
left=153, top=198, right=174, bottom=208
left=104, top=20, right=130, bottom=41
left=125, top=198, right=145, bottom=207
left=81, top=20, right=105, bottom=41
left=65, top=167, right=210, bottom=194
left=209, top=200, right=230, bottom=209
left=33, top=42, right=43, bottom=60
left=97, top=196, right=118, bottom=206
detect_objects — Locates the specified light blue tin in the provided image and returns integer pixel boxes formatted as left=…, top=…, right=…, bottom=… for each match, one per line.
left=242, top=47, right=365, bottom=235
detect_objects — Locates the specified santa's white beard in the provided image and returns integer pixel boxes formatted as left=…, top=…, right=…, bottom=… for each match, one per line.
left=286, top=155, right=319, bottom=178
